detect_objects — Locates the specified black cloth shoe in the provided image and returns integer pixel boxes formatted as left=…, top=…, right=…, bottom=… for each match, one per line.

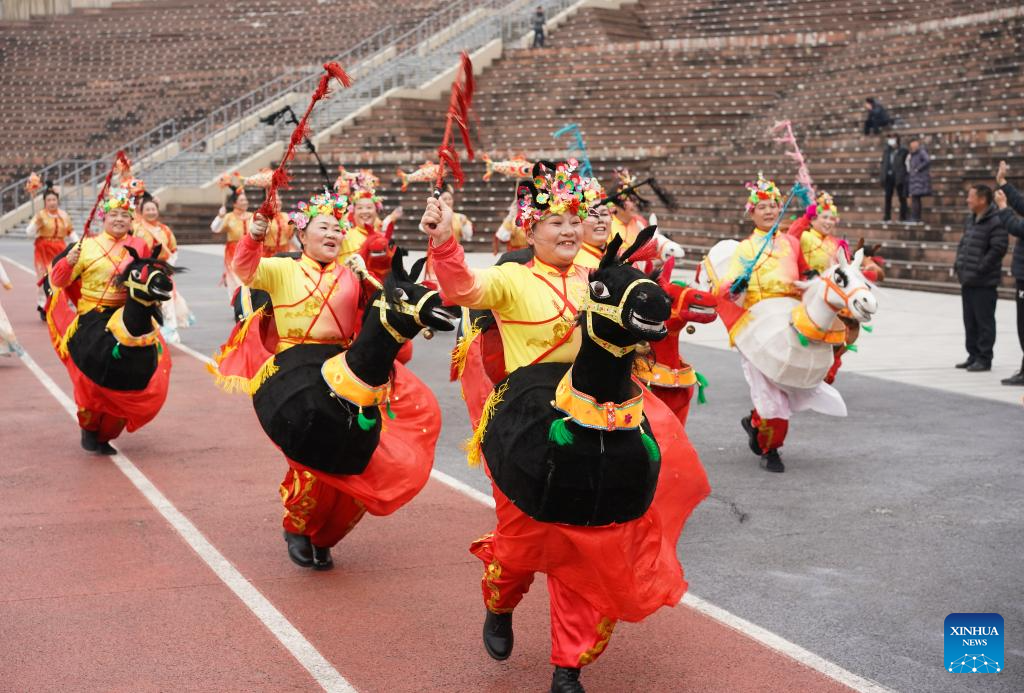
left=284, top=531, right=313, bottom=568
left=80, top=428, right=98, bottom=452
left=760, top=449, right=785, bottom=473
left=740, top=416, right=762, bottom=456
left=550, top=666, right=585, bottom=693
left=96, top=441, right=117, bottom=455
left=966, top=360, right=991, bottom=372
left=955, top=358, right=976, bottom=369
left=483, top=610, right=514, bottom=660
left=1001, top=369, right=1024, bottom=386
left=312, top=544, right=334, bottom=571
left=37, top=306, right=47, bottom=322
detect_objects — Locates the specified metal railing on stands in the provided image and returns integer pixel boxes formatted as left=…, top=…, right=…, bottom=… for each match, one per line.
left=1, top=0, right=578, bottom=227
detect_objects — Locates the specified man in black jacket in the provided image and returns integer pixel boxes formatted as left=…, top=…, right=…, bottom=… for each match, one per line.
left=880, top=135, right=909, bottom=221
left=995, top=160, right=1024, bottom=385
left=954, top=185, right=1008, bottom=372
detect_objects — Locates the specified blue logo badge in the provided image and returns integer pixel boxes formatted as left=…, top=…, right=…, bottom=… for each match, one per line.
left=945, top=613, right=1003, bottom=673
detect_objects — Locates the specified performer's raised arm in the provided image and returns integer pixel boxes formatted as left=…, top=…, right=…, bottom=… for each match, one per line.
left=421, top=196, right=515, bottom=310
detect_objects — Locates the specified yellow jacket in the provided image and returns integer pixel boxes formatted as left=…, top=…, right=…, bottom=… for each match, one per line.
left=49, top=232, right=151, bottom=313
left=800, top=227, right=843, bottom=274
left=574, top=242, right=604, bottom=269
left=725, top=228, right=808, bottom=308
left=232, top=234, right=362, bottom=353
left=430, top=235, right=589, bottom=373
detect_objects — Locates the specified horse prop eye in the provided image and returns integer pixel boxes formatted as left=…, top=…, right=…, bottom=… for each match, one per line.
left=590, top=281, right=610, bottom=299
left=834, top=269, right=848, bottom=288
left=393, top=287, right=408, bottom=302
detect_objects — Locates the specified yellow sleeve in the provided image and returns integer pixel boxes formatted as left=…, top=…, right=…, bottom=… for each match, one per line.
left=725, top=240, right=755, bottom=282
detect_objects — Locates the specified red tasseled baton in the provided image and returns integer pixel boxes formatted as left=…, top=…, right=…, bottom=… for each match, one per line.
left=257, top=62, right=353, bottom=219
left=433, top=52, right=476, bottom=194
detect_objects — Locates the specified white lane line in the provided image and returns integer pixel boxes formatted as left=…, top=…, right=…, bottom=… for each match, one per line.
left=16, top=347, right=356, bottom=693
left=1, top=254, right=34, bottom=275
left=680, top=593, right=892, bottom=692
left=170, top=335, right=890, bottom=693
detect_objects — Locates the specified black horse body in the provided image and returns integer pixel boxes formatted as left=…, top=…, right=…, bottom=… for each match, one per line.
left=66, top=244, right=176, bottom=391
left=479, top=228, right=672, bottom=527
left=251, top=253, right=452, bottom=475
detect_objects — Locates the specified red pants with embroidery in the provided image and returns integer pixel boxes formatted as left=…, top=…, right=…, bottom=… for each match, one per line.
left=77, top=407, right=126, bottom=443
left=279, top=467, right=367, bottom=548
left=750, top=409, right=789, bottom=453
left=471, top=534, right=617, bottom=668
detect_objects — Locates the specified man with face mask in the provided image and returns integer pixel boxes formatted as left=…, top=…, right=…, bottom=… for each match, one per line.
left=880, top=135, right=909, bottom=222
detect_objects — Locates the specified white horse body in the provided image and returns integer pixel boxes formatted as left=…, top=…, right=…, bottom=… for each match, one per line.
left=698, top=239, right=878, bottom=391
left=734, top=297, right=835, bottom=389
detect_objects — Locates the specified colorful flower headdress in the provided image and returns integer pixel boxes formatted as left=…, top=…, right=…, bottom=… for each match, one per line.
left=218, top=171, right=245, bottom=195
left=581, top=176, right=607, bottom=207
left=345, top=168, right=383, bottom=210
left=515, top=159, right=587, bottom=230
left=745, top=173, right=782, bottom=213
left=98, top=187, right=135, bottom=218
left=290, top=189, right=351, bottom=231
left=815, top=191, right=840, bottom=219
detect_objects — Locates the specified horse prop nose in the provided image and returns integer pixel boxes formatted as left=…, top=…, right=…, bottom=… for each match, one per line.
left=853, top=293, right=878, bottom=321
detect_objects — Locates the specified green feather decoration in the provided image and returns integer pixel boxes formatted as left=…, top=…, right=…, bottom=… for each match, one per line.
left=548, top=417, right=575, bottom=447
left=845, top=343, right=859, bottom=353
left=356, top=407, right=376, bottom=431
left=796, top=331, right=809, bottom=347
left=862, top=325, right=874, bottom=333
left=695, top=371, right=709, bottom=405
left=640, top=431, right=661, bottom=463
left=386, top=400, right=396, bottom=420
left=157, top=341, right=163, bottom=356
left=111, top=343, right=122, bottom=360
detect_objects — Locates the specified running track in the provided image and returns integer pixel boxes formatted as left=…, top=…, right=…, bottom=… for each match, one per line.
left=1, top=256, right=888, bottom=692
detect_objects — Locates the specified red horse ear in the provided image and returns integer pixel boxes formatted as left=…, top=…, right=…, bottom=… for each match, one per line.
left=659, top=256, right=675, bottom=288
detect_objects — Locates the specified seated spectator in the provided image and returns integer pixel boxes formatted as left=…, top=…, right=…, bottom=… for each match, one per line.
left=954, top=185, right=1008, bottom=372
left=994, top=160, right=1024, bottom=385
left=863, top=97, right=892, bottom=135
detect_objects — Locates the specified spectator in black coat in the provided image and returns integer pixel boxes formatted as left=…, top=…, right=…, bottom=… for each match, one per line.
left=880, top=135, right=909, bottom=221
left=954, top=185, right=1008, bottom=372
left=994, top=160, right=1024, bottom=385
left=863, top=97, right=892, bottom=135
left=531, top=6, right=546, bottom=48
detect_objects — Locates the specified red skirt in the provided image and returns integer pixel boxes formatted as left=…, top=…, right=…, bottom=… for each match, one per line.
left=34, top=238, right=66, bottom=279
left=49, top=290, right=171, bottom=432
left=284, top=360, right=440, bottom=516
left=464, top=368, right=710, bottom=622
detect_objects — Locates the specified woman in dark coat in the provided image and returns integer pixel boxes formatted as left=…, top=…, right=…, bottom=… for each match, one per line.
left=908, top=138, right=932, bottom=221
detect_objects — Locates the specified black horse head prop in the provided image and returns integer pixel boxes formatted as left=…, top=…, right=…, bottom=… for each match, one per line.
left=373, top=249, right=455, bottom=342
left=118, top=244, right=182, bottom=305
left=581, top=226, right=671, bottom=356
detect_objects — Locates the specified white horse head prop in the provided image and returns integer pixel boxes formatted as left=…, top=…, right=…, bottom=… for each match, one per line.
left=795, top=248, right=879, bottom=329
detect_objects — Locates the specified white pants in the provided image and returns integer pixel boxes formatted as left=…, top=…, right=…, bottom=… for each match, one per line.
left=741, top=355, right=847, bottom=420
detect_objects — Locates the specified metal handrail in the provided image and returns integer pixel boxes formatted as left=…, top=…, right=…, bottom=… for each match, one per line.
left=2, top=0, right=577, bottom=224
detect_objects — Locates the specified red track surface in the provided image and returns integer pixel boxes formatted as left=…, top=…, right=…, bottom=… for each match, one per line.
left=0, top=272, right=857, bottom=692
